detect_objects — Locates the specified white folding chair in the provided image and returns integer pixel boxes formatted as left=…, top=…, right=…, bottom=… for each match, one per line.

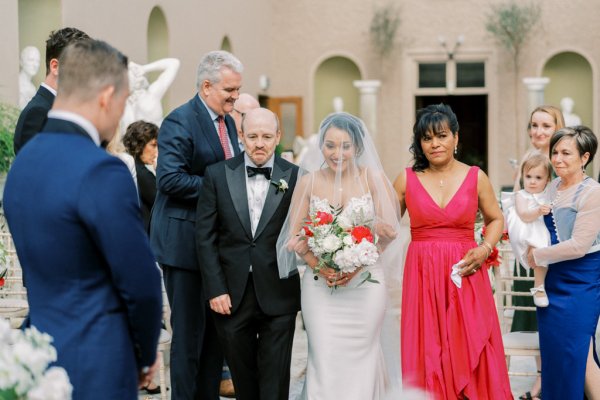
left=494, top=244, right=540, bottom=377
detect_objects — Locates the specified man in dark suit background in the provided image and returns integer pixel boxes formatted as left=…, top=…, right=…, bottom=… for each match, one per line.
left=14, top=27, right=90, bottom=154
left=196, top=108, right=301, bottom=400
left=4, top=40, right=162, bottom=400
left=149, top=50, right=243, bottom=399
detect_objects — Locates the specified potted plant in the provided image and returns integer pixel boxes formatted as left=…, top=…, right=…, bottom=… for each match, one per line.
left=0, top=103, right=18, bottom=175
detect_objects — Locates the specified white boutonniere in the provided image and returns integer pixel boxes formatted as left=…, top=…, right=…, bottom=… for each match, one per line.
left=271, top=178, right=288, bottom=194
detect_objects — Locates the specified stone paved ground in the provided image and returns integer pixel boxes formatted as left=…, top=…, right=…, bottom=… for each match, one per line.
left=141, top=312, right=600, bottom=399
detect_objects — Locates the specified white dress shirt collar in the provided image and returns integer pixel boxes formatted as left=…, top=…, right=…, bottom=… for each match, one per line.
left=40, top=83, right=57, bottom=96
left=47, top=110, right=101, bottom=146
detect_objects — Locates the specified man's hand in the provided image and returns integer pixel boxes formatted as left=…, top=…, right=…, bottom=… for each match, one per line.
left=209, top=294, right=232, bottom=315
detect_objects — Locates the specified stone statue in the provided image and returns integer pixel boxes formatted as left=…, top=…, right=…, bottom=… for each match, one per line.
left=560, top=97, right=582, bottom=127
left=120, top=58, right=180, bottom=133
left=332, top=96, right=344, bottom=113
left=19, top=46, right=41, bottom=109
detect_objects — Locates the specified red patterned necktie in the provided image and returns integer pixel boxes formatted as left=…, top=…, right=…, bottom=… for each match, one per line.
left=217, top=116, right=232, bottom=159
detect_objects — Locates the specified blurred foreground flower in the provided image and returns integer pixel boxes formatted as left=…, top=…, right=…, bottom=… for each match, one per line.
left=0, top=318, right=72, bottom=400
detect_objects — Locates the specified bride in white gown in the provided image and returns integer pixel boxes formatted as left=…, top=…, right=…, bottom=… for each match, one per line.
left=277, top=113, right=404, bottom=399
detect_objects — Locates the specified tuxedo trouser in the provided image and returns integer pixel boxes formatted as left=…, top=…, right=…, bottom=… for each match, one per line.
left=213, top=275, right=297, bottom=400
left=163, top=265, right=223, bottom=400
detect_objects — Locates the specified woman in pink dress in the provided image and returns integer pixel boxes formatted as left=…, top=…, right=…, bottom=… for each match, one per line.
left=394, top=104, right=513, bottom=399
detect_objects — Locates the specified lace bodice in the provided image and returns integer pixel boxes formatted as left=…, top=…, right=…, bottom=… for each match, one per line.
left=310, top=193, right=374, bottom=226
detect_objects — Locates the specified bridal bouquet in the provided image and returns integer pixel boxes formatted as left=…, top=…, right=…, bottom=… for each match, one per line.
left=0, top=318, right=72, bottom=400
left=301, top=200, right=379, bottom=288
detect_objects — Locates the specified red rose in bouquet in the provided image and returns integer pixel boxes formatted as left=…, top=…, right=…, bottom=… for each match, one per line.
left=351, top=226, right=374, bottom=243
left=315, top=211, right=334, bottom=225
left=302, top=226, right=314, bottom=237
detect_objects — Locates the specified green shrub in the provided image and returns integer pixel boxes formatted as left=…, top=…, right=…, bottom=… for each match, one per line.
left=0, top=103, right=19, bottom=174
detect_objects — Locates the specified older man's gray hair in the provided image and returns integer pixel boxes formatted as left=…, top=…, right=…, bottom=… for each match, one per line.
left=196, top=50, right=243, bottom=88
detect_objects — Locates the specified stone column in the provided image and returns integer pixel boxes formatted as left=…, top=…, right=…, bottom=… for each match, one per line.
left=522, top=77, right=550, bottom=114
left=353, top=80, right=381, bottom=137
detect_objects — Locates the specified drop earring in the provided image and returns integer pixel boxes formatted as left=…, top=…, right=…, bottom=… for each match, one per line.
left=454, top=146, right=458, bottom=155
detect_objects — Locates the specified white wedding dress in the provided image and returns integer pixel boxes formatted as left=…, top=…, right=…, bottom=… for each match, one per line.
left=300, top=194, right=388, bottom=400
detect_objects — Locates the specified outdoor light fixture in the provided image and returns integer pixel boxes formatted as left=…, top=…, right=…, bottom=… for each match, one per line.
left=438, top=34, right=464, bottom=60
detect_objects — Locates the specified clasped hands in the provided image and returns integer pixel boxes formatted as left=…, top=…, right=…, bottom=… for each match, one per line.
left=287, top=235, right=359, bottom=287
left=318, top=266, right=360, bottom=288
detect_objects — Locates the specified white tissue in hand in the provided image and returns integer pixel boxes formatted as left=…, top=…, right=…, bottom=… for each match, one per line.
left=451, top=260, right=465, bottom=288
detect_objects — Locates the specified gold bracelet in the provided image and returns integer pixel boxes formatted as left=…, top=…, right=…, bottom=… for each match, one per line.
left=480, top=241, right=493, bottom=257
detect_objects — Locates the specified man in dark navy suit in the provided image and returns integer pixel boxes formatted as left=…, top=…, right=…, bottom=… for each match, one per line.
left=149, top=50, right=243, bottom=400
left=4, top=40, right=162, bottom=400
left=14, top=27, right=89, bottom=154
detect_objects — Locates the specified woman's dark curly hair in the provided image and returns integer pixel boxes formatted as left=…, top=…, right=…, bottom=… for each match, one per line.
left=122, top=120, right=159, bottom=160
left=410, top=103, right=459, bottom=172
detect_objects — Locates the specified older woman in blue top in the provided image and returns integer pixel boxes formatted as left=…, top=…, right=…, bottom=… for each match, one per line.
left=527, top=126, right=600, bottom=400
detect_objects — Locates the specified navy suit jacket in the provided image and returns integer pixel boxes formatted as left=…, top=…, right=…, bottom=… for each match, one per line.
left=14, top=85, right=54, bottom=154
left=4, top=118, right=163, bottom=400
left=195, top=154, right=301, bottom=315
left=150, top=95, right=240, bottom=270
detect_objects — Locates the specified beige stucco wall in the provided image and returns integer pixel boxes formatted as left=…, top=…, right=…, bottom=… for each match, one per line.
left=1, top=0, right=599, bottom=183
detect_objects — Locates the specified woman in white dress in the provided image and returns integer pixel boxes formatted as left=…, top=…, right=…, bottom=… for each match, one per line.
left=277, top=113, right=404, bottom=399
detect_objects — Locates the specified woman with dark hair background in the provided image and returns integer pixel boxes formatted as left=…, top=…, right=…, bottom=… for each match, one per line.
left=123, top=120, right=159, bottom=232
left=394, top=103, right=512, bottom=399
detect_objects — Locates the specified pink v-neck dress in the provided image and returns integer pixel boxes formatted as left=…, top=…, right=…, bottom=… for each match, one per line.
left=401, top=166, right=513, bottom=399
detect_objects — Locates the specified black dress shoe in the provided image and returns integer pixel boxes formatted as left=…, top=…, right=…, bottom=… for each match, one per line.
left=142, top=384, right=161, bottom=394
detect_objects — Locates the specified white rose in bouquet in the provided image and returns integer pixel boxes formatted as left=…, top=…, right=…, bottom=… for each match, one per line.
left=321, top=234, right=342, bottom=253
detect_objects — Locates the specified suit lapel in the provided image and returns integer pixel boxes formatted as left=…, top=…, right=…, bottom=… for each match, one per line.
left=191, top=96, right=225, bottom=159
left=254, top=157, right=291, bottom=239
left=225, top=115, right=241, bottom=156
left=226, top=155, right=252, bottom=238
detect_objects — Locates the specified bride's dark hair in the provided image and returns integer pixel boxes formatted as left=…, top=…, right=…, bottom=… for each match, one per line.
left=318, top=112, right=365, bottom=157
left=411, top=103, right=459, bottom=172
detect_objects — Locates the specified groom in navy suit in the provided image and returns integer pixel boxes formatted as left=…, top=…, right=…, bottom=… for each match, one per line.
left=4, top=40, right=162, bottom=400
left=149, top=50, right=243, bottom=399
left=196, top=108, right=301, bottom=400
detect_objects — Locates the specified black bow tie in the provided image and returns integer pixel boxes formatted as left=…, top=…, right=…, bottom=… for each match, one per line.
left=246, top=166, right=272, bottom=179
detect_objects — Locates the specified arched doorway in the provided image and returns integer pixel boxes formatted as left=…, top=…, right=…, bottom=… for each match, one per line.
left=543, top=52, right=592, bottom=128
left=220, top=36, right=232, bottom=53
left=543, top=51, right=594, bottom=173
left=18, top=0, right=61, bottom=85
left=313, top=56, right=361, bottom=132
left=147, top=6, right=170, bottom=112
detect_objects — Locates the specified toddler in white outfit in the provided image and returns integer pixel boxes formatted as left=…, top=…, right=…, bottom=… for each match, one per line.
left=502, top=153, right=552, bottom=307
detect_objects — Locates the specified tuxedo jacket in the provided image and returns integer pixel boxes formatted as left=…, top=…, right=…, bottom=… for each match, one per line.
left=150, top=95, right=240, bottom=270
left=195, top=153, right=301, bottom=316
left=14, top=85, right=54, bottom=154
left=4, top=119, right=163, bottom=399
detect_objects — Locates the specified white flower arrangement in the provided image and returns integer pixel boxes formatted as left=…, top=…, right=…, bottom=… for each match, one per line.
left=0, top=318, right=72, bottom=400
left=302, top=201, right=380, bottom=288
left=271, top=178, right=289, bottom=194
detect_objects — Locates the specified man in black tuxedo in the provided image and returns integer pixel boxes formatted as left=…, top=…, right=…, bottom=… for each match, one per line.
left=14, top=27, right=89, bottom=154
left=149, top=50, right=243, bottom=399
left=196, top=108, right=301, bottom=400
